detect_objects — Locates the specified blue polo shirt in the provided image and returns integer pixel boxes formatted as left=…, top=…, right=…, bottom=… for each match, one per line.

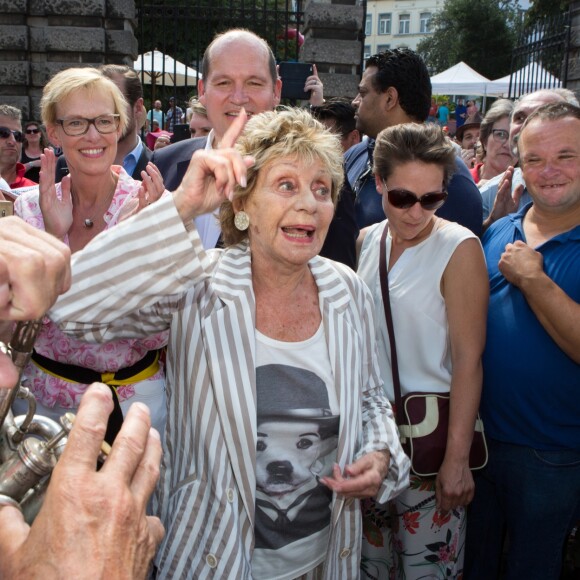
left=481, top=204, right=580, bottom=450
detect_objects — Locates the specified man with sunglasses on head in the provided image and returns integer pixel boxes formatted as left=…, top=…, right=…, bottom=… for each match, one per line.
left=0, top=105, right=37, bottom=190
left=346, top=48, right=483, bottom=236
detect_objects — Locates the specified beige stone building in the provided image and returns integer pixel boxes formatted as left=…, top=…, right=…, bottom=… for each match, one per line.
left=362, top=0, right=443, bottom=58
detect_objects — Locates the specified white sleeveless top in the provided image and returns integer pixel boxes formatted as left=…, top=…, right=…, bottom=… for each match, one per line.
left=357, top=218, right=479, bottom=400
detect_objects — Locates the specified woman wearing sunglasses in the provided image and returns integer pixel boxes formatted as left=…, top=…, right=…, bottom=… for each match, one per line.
left=357, top=123, right=489, bottom=579
left=470, top=99, right=516, bottom=188
left=0, top=105, right=37, bottom=190
left=13, top=67, right=167, bottom=444
left=20, top=120, right=50, bottom=184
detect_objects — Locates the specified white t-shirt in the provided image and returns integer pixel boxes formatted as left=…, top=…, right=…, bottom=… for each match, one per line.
left=252, top=323, right=339, bottom=580
left=357, top=218, right=479, bottom=400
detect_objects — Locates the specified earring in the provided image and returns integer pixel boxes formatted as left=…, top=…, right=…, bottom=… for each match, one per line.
left=234, top=210, right=250, bottom=231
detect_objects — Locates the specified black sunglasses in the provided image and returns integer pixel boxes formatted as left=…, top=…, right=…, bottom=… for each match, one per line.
left=0, top=127, right=24, bottom=143
left=383, top=182, right=448, bottom=210
left=26, top=128, right=40, bottom=134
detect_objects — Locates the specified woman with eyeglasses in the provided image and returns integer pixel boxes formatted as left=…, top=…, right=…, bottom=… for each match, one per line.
left=356, top=123, right=489, bottom=579
left=20, top=120, right=50, bottom=184
left=13, top=67, right=167, bottom=444
left=470, top=99, right=516, bottom=188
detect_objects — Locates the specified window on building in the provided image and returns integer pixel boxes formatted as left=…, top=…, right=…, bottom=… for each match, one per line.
left=420, top=12, right=432, bottom=33
left=363, top=45, right=371, bottom=60
left=378, top=13, right=392, bottom=35
left=365, top=14, right=372, bottom=36
left=377, top=44, right=391, bottom=52
left=399, top=14, right=410, bottom=35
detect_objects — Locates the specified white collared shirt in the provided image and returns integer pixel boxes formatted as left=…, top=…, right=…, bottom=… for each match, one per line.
left=193, top=130, right=222, bottom=249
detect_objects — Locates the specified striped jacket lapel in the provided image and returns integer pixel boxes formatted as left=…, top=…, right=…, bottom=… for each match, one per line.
left=201, top=248, right=362, bottom=543
left=310, top=257, right=361, bottom=527
left=201, top=242, right=258, bottom=530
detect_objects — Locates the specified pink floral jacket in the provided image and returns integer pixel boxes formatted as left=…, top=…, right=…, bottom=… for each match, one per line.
left=14, top=166, right=168, bottom=408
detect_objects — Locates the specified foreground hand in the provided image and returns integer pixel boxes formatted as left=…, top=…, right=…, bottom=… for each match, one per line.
left=499, top=240, right=543, bottom=288
left=488, top=166, right=524, bottom=225
left=173, top=109, right=254, bottom=222
left=435, top=459, right=474, bottom=513
left=321, top=450, right=390, bottom=498
left=0, top=216, right=71, bottom=321
left=39, top=148, right=73, bottom=239
left=305, top=64, right=324, bottom=106
left=0, top=383, right=165, bottom=579
left=118, top=163, right=167, bottom=223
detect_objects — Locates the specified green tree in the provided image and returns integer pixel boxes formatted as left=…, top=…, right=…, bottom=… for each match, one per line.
left=525, top=0, right=572, bottom=26
left=417, top=0, right=521, bottom=79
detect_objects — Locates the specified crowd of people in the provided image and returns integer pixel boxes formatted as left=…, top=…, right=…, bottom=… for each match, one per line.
left=0, top=28, right=578, bottom=580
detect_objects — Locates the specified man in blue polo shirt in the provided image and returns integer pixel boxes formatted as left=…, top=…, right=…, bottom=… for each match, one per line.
left=465, top=102, right=580, bottom=580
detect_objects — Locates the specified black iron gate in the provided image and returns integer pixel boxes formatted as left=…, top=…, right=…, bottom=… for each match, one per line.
left=136, top=0, right=304, bottom=108
left=508, top=8, right=571, bottom=98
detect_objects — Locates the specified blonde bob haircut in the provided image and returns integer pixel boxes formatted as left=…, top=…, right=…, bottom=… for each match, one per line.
left=220, top=107, right=344, bottom=246
left=40, top=67, right=129, bottom=135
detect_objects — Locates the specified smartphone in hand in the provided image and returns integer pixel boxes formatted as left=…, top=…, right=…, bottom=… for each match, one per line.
left=279, top=62, right=314, bottom=100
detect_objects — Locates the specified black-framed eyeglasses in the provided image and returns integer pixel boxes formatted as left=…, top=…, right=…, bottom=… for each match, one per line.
left=383, top=181, right=448, bottom=210
left=0, top=127, right=24, bottom=143
left=56, top=114, right=120, bottom=136
left=491, top=129, right=509, bottom=144
left=26, top=128, right=40, bottom=134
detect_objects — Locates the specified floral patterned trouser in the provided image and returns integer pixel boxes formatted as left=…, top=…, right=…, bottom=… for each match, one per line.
left=361, top=476, right=466, bottom=579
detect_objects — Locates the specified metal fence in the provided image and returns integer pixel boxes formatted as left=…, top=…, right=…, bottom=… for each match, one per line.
left=136, top=0, right=304, bottom=108
left=508, top=8, right=572, bottom=98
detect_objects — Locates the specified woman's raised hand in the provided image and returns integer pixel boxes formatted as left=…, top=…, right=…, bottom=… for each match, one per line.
left=39, top=148, right=73, bottom=239
left=172, top=109, right=254, bottom=223
left=118, top=163, right=167, bottom=223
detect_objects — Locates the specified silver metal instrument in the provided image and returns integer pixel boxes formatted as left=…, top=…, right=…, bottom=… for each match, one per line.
left=0, top=320, right=74, bottom=523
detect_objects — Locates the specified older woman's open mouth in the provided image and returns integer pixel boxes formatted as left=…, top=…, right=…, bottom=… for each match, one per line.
left=281, top=226, right=315, bottom=239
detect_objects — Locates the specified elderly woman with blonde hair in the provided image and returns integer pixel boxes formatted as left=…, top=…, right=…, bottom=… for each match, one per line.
left=14, top=67, right=167, bottom=443
left=51, top=107, right=410, bottom=579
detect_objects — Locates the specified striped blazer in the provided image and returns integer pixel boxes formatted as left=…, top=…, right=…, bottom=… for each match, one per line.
left=52, top=196, right=410, bottom=579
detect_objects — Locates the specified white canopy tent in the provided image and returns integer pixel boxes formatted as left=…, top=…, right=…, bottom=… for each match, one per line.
left=489, top=62, right=561, bottom=98
left=134, top=50, right=201, bottom=100
left=430, top=61, right=493, bottom=96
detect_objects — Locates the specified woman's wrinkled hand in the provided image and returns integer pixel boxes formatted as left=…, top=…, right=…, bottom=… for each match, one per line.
left=39, top=148, right=73, bottom=239
left=172, top=109, right=254, bottom=223
left=320, top=450, right=390, bottom=498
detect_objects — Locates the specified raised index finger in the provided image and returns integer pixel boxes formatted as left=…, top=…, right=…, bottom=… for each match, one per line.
left=219, top=108, right=247, bottom=150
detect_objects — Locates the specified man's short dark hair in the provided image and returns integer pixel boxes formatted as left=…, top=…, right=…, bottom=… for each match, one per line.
left=310, top=98, right=356, bottom=138
left=99, top=64, right=143, bottom=106
left=366, top=48, right=431, bottom=123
